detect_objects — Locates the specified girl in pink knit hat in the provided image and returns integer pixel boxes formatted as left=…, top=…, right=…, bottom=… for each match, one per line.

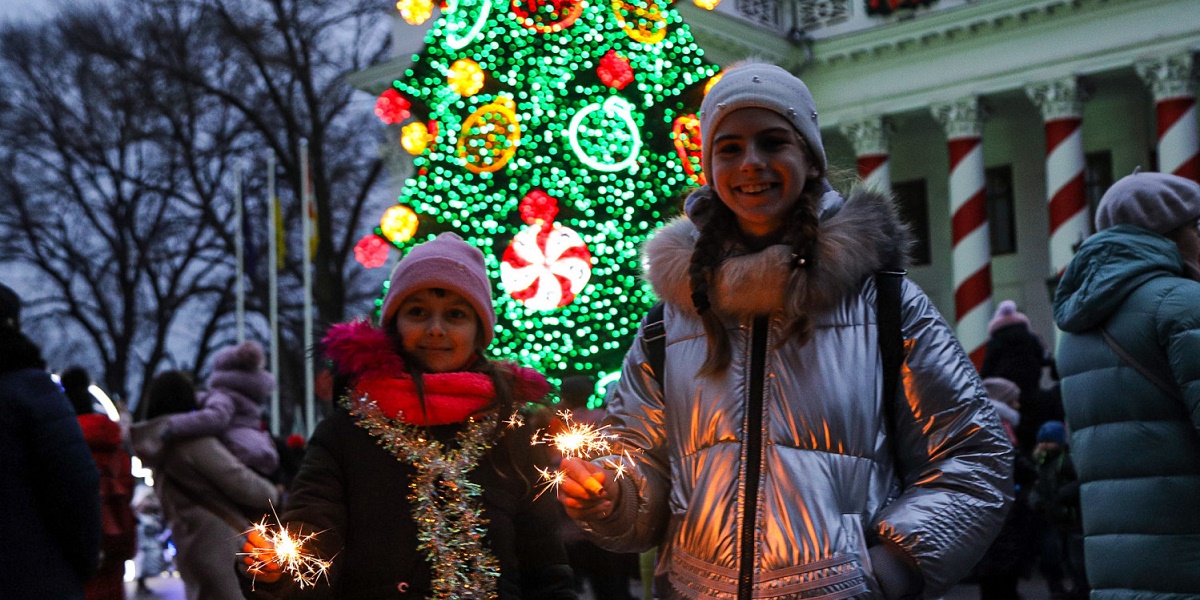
left=240, top=232, right=573, bottom=599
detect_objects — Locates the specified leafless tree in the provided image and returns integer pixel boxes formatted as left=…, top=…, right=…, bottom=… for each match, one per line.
left=0, top=0, right=395, bottom=428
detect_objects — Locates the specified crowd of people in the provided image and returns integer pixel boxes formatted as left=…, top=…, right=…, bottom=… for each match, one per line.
left=3, top=59, right=1198, bottom=600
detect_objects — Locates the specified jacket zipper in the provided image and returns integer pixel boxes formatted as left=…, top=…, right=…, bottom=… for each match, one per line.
left=738, top=315, right=770, bottom=600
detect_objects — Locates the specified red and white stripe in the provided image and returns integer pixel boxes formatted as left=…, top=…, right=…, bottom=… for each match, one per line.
left=1156, top=95, right=1199, bottom=181
left=857, top=154, right=891, bottom=191
left=1044, top=117, right=1089, bottom=276
left=947, top=135, right=992, bottom=369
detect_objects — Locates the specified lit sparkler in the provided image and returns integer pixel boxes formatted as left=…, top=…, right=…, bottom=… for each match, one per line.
left=532, top=410, right=626, bottom=498
left=240, top=506, right=333, bottom=589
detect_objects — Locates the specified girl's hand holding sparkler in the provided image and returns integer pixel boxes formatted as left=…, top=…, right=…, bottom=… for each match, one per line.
left=557, top=457, right=619, bottom=521
left=241, top=528, right=284, bottom=583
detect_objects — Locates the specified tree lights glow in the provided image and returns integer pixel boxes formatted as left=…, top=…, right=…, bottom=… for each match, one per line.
left=381, top=0, right=718, bottom=377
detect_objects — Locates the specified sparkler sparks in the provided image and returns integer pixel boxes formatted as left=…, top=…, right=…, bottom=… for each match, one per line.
left=532, top=410, right=626, bottom=499
left=240, top=507, right=333, bottom=589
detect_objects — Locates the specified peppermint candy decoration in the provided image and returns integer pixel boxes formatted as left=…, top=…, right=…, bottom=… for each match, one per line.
left=500, top=190, right=592, bottom=311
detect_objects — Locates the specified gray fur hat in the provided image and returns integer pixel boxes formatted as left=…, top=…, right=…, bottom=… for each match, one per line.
left=699, top=61, right=827, bottom=176
left=1094, top=171, right=1200, bottom=235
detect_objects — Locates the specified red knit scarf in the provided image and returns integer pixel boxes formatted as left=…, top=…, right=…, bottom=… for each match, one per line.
left=322, top=320, right=549, bottom=426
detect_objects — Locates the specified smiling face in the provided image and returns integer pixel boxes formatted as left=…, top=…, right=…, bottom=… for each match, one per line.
left=709, top=107, right=820, bottom=239
left=392, top=288, right=481, bottom=373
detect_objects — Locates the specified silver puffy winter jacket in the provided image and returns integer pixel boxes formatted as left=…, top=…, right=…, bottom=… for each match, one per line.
left=582, top=187, right=1013, bottom=599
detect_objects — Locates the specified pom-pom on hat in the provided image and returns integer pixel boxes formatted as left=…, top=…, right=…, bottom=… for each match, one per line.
left=1037, top=420, right=1068, bottom=446
left=380, top=232, right=496, bottom=347
left=1094, top=171, right=1200, bottom=235
left=699, top=61, right=827, bottom=177
left=988, top=300, right=1031, bottom=335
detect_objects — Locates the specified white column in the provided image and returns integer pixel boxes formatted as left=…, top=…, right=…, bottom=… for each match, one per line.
left=840, top=116, right=892, bottom=192
left=1136, top=52, right=1199, bottom=182
left=1025, top=77, right=1089, bottom=277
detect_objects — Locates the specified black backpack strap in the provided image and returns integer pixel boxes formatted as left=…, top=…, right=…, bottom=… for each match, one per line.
left=642, top=301, right=667, bottom=388
left=875, top=271, right=906, bottom=440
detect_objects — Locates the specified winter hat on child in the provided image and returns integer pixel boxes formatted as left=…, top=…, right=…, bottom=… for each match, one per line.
left=1037, top=420, right=1068, bottom=446
left=1094, top=171, right=1200, bottom=234
left=987, top=300, right=1031, bottom=335
left=208, top=340, right=275, bottom=401
left=982, top=377, right=1020, bottom=408
left=699, top=61, right=826, bottom=177
left=380, top=232, right=496, bottom=347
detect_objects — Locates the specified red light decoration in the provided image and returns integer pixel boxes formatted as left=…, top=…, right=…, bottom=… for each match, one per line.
left=597, top=50, right=634, bottom=90
left=519, top=189, right=559, bottom=225
left=354, top=234, right=391, bottom=268
left=512, top=0, right=585, bottom=33
left=672, top=113, right=705, bottom=186
left=375, top=89, right=412, bottom=125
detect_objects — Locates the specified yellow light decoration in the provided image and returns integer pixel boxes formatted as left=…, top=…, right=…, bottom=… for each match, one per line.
left=456, top=96, right=521, bottom=174
left=704, top=72, right=724, bottom=94
left=611, top=0, right=668, bottom=44
left=447, top=59, right=485, bottom=97
left=395, top=0, right=434, bottom=25
left=380, top=205, right=419, bottom=243
left=401, top=121, right=431, bottom=155
left=694, top=0, right=721, bottom=8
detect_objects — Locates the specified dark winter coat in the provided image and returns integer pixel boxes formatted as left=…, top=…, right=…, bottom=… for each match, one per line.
left=981, top=323, right=1048, bottom=451
left=245, top=323, right=576, bottom=600
left=0, top=328, right=102, bottom=599
left=1053, top=224, right=1200, bottom=597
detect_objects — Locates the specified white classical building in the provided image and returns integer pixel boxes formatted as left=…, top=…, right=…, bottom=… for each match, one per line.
left=680, top=0, right=1200, bottom=363
left=358, top=0, right=1200, bottom=365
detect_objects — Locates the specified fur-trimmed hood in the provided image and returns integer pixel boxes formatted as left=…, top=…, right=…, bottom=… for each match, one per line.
left=643, top=185, right=911, bottom=320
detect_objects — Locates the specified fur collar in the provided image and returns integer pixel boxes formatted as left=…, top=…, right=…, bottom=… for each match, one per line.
left=643, top=186, right=911, bottom=320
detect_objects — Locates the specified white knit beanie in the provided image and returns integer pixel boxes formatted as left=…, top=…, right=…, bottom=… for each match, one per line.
left=699, top=61, right=827, bottom=176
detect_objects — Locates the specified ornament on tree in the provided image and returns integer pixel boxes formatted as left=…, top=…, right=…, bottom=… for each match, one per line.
left=355, top=234, right=391, bottom=269
left=457, top=96, right=521, bottom=174
left=375, top=89, right=412, bottom=125
left=611, top=0, right=668, bottom=44
left=693, top=0, right=721, bottom=9
left=597, top=50, right=634, bottom=90
left=447, top=59, right=485, bottom=96
left=401, top=121, right=434, bottom=155
left=444, top=0, right=493, bottom=50
left=380, top=205, right=420, bottom=244
left=672, top=113, right=705, bottom=186
left=568, top=96, right=642, bottom=172
left=396, top=0, right=435, bottom=24
left=500, top=190, right=592, bottom=311
left=511, top=0, right=585, bottom=33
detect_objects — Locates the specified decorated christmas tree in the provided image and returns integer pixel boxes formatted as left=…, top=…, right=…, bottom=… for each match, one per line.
left=364, top=0, right=720, bottom=384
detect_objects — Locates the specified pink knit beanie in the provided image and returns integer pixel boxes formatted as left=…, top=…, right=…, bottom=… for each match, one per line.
left=380, top=232, right=496, bottom=346
left=987, top=300, right=1030, bottom=335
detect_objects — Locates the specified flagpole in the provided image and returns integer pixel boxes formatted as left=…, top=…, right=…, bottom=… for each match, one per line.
left=235, top=164, right=246, bottom=343
left=300, top=139, right=315, bottom=437
left=267, top=153, right=280, bottom=437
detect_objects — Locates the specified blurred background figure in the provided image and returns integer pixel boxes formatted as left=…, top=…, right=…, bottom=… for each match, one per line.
left=130, top=369, right=278, bottom=599
left=982, top=300, right=1056, bottom=454
left=972, top=377, right=1038, bottom=600
left=131, top=481, right=169, bottom=596
left=63, top=366, right=138, bottom=600
left=0, top=282, right=102, bottom=599
left=1030, top=421, right=1086, bottom=600
left=553, top=375, right=638, bottom=600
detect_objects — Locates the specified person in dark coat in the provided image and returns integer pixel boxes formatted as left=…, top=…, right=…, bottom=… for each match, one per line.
left=240, top=233, right=576, bottom=600
left=1053, top=171, right=1200, bottom=597
left=981, top=300, right=1052, bottom=453
left=0, top=282, right=102, bottom=599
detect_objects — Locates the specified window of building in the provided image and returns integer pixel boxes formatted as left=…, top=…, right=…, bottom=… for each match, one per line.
left=892, top=178, right=931, bottom=266
left=1085, top=151, right=1113, bottom=219
left=985, top=165, right=1016, bottom=256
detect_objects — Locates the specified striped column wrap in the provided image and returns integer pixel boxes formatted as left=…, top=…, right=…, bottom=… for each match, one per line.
left=1044, top=118, right=1088, bottom=277
left=1157, top=95, right=1199, bottom=181
left=1137, top=53, right=1199, bottom=182
left=947, top=135, right=993, bottom=369
left=840, top=117, right=892, bottom=192
left=857, top=154, right=891, bottom=191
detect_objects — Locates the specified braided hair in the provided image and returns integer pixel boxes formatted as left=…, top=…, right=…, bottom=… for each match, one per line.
left=687, top=152, right=826, bottom=375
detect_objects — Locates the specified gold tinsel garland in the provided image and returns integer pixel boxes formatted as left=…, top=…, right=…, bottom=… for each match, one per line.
left=341, top=393, right=501, bottom=599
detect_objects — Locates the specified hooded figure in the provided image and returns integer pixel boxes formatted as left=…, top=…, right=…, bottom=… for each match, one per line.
left=1053, top=171, right=1200, bottom=597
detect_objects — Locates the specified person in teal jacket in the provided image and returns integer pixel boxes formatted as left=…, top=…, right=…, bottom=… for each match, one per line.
left=1052, top=171, right=1200, bottom=598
